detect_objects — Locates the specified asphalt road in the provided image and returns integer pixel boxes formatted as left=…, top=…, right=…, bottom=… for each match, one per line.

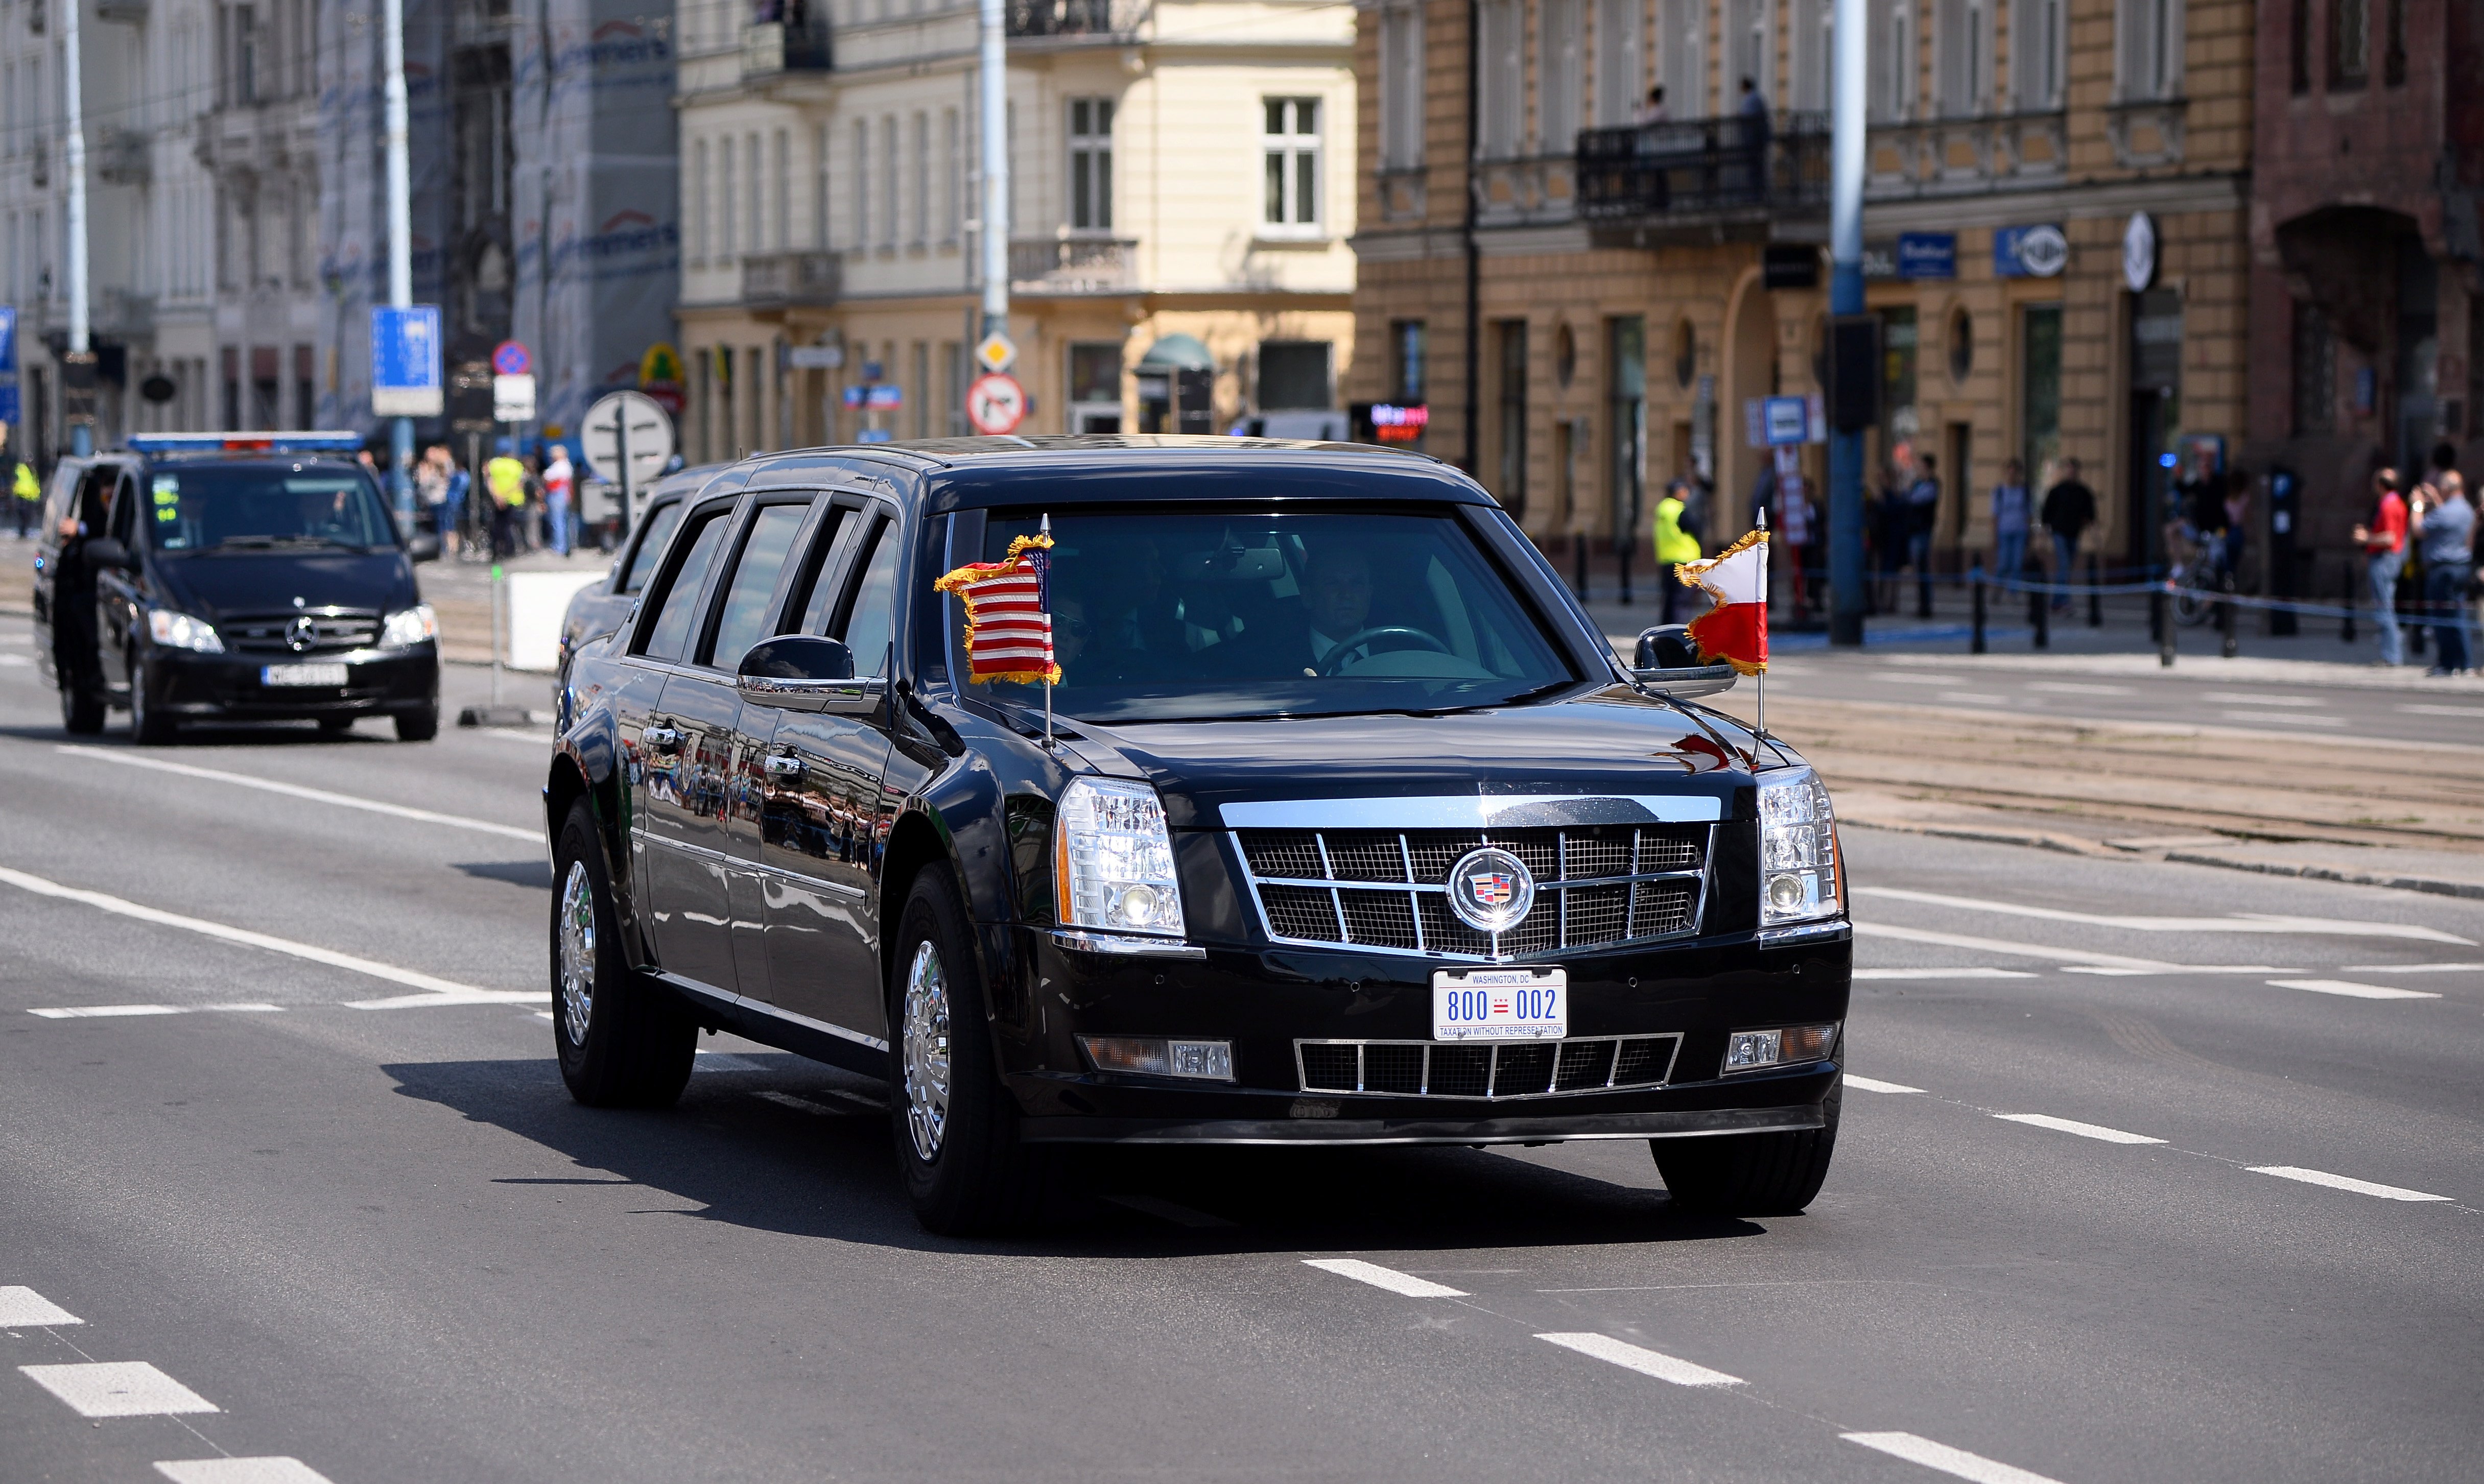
left=2, top=609, right=2478, bottom=1484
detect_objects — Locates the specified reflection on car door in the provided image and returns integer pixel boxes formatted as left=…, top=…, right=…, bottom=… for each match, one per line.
left=97, top=470, right=140, bottom=693
left=760, top=501, right=904, bottom=1043
left=622, top=501, right=737, bottom=986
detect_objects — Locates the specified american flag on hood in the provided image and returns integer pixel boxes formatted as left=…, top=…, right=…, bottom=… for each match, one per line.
left=934, top=524, right=1060, bottom=685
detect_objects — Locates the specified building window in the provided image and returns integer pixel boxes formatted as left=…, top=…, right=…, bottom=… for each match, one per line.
left=1947, top=306, right=1974, bottom=383
left=2292, top=302, right=2335, bottom=435
left=1873, top=0, right=1915, bottom=119
left=815, top=122, right=832, bottom=247
left=1937, top=0, right=1986, bottom=115
left=2384, top=0, right=2406, bottom=84
left=853, top=119, right=869, bottom=248
left=1069, top=98, right=1114, bottom=230
left=881, top=114, right=898, bottom=249
left=2330, top=0, right=2368, bottom=85
left=772, top=128, right=790, bottom=250
left=1665, top=0, right=1706, bottom=118
left=1595, top=0, right=1643, bottom=125
left=2015, top=0, right=2065, bottom=106
left=2288, top=0, right=2309, bottom=92
left=1496, top=321, right=1528, bottom=519
left=1539, top=0, right=1581, bottom=151
left=746, top=132, right=763, bottom=256
left=1069, top=343, right=1125, bottom=407
left=1259, top=341, right=1332, bottom=409
left=2118, top=0, right=2182, bottom=100
left=1478, top=2, right=1521, bottom=159
left=942, top=107, right=961, bottom=245
left=911, top=111, right=930, bottom=247
left=1262, top=98, right=1321, bottom=229
left=1792, top=0, right=1834, bottom=111
left=720, top=136, right=737, bottom=258
left=1392, top=320, right=1427, bottom=403
left=1731, top=0, right=1772, bottom=105
left=1379, top=6, right=1424, bottom=167
left=1607, top=317, right=1646, bottom=542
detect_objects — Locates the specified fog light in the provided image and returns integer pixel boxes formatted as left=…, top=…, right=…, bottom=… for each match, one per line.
left=1078, top=1035, right=1235, bottom=1082
left=1722, top=1022, right=1840, bottom=1074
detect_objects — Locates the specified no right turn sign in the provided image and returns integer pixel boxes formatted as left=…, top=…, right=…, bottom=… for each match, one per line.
left=967, top=373, right=1027, bottom=436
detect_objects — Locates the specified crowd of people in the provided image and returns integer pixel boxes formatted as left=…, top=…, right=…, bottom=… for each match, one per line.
left=2353, top=445, right=2475, bottom=675
left=400, top=439, right=587, bottom=562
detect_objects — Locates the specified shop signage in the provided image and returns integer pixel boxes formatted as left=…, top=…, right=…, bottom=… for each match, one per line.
left=1994, top=224, right=2068, bottom=278
left=2122, top=212, right=2158, bottom=292
left=1896, top=233, right=1956, bottom=280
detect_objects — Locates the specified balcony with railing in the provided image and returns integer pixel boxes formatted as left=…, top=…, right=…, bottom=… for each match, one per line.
left=1575, top=114, right=1829, bottom=240
left=741, top=251, right=842, bottom=309
left=742, top=20, right=832, bottom=78
left=95, top=129, right=151, bottom=186
left=1007, top=0, right=1145, bottom=40
left=1009, top=236, right=1137, bottom=295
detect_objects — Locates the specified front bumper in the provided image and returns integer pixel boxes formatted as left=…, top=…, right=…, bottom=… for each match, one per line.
left=150, top=645, right=439, bottom=720
left=996, top=922, right=1850, bottom=1144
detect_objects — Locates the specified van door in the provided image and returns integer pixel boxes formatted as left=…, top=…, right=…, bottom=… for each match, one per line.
left=96, top=468, right=141, bottom=696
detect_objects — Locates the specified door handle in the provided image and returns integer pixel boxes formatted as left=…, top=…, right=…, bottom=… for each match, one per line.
left=643, top=725, right=682, bottom=752
left=764, top=754, right=805, bottom=779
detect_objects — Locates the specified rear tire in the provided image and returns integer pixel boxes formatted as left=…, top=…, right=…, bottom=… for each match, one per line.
left=890, top=869, right=1050, bottom=1235
left=129, top=653, right=176, bottom=747
left=551, top=800, right=695, bottom=1108
left=395, top=705, right=439, bottom=742
left=1652, top=1078, right=1840, bottom=1216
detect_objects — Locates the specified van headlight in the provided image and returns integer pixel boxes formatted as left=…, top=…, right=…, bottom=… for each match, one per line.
left=1054, top=778, right=1187, bottom=937
left=147, top=609, right=224, bottom=653
left=380, top=604, right=437, bottom=649
left=1758, top=770, right=1841, bottom=926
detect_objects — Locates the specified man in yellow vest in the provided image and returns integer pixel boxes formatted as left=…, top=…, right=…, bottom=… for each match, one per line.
left=10, top=453, right=38, bottom=540
left=1652, top=478, right=1705, bottom=623
left=485, top=444, right=527, bottom=559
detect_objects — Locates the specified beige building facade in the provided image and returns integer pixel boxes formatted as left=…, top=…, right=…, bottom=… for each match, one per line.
left=674, top=0, right=1358, bottom=461
left=1350, top=0, right=2250, bottom=580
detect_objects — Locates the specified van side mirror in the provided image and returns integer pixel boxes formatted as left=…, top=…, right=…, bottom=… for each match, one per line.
left=84, top=537, right=132, bottom=570
left=406, top=532, right=442, bottom=564
left=1629, top=624, right=1738, bottom=699
left=736, top=634, right=883, bottom=714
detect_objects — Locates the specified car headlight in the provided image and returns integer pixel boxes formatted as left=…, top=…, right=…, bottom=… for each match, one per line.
left=147, top=609, right=224, bottom=654
left=1054, top=778, right=1187, bottom=937
left=1758, top=769, right=1841, bottom=926
left=380, top=604, right=437, bottom=649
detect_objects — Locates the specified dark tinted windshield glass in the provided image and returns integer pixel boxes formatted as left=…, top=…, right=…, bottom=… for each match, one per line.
left=618, top=500, right=687, bottom=594
left=142, top=465, right=397, bottom=552
left=968, top=508, right=1579, bottom=722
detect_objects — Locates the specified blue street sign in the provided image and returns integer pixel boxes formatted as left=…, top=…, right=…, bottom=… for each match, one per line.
left=371, top=306, right=444, bottom=417
left=0, top=305, right=15, bottom=373
left=842, top=384, right=904, bottom=409
left=1896, top=233, right=1957, bottom=280
left=1762, top=395, right=1810, bottom=446
left=0, top=385, right=18, bottom=425
left=1994, top=224, right=2068, bottom=279
left=491, top=340, right=532, bottom=377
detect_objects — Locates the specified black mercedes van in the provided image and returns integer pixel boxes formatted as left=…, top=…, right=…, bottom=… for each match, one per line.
left=33, top=434, right=442, bottom=744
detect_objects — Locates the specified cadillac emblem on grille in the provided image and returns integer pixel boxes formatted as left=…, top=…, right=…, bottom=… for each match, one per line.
left=1446, top=846, right=1534, bottom=931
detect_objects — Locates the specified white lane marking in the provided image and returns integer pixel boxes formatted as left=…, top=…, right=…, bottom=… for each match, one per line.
left=1841, top=1431, right=2065, bottom=1484
left=0, top=653, right=30, bottom=666
left=28, top=1004, right=187, bottom=1019
left=2397, top=704, right=2484, bottom=718
left=2339, top=962, right=2484, bottom=973
left=2023, top=681, right=2134, bottom=695
left=2059, top=965, right=2280, bottom=977
left=1534, top=1332, right=1743, bottom=1387
left=2266, top=978, right=2443, bottom=1001
left=1872, top=674, right=1962, bottom=685
left=56, top=745, right=537, bottom=841
left=1302, top=1258, right=1469, bottom=1298
left=0, top=1287, right=82, bottom=1326
left=1852, top=967, right=2037, bottom=980
left=1994, top=1113, right=2166, bottom=1145
left=1844, top=1075, right=1924, bottom=1094
left=2247, top=1166, right=2450, bottom=1202
left=1855, top=887, right=2474, bottom=945
left=19, top=1361, right=219, bottom=1417
left=1937, top=692, right=2013, bottom=704
left=203, top=1003, right=283, bottom=1013
left=1855, top=922, right=2171, bottom=971
left=2198, top=691, right=2326, bottom=706
left=1105, top=1193, right=1239, bottom=1229
left=0, top=864, right=534, bottom=1008
left=2220, top=711, right=2346, bottom=727
left=156, top=1459, right=337, bottom=1484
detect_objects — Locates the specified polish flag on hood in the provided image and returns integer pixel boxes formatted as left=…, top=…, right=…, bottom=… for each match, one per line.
left=1677, top=530, right=1769, bottom=674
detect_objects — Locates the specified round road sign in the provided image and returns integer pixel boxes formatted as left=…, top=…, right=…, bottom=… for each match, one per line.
left=580, top=390, right=677, bottom=488
left=492, top=340, right=532, bottom=377
left=967, top=373, right=1027, bottom=436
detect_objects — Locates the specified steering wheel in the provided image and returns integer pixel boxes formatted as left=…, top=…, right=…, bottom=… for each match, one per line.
left=1316, top=625, right=1452, bottom=676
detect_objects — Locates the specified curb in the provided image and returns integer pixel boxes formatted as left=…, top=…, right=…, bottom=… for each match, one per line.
left=1847, top=814, right=2484, bottom=900
left=1838, top=816, right=2117, bottom=858
left=2159, top=849, right=2484, bottom=902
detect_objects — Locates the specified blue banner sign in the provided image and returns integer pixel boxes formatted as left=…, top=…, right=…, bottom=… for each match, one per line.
left=1994, top=224, right=2069, bottom=278
left=1896, top=233, right=1956, bottom=280
left=0, top=305, right=15, bottom=373
left=371, top=306, right=444, bottom=417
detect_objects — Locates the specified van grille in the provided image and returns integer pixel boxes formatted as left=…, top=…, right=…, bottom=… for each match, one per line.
left=1295, top=1034, right=1682, bottom=1099
left=224, top=610, right=382, bottom=655
left=1236, top=824, right=1708, bottom=961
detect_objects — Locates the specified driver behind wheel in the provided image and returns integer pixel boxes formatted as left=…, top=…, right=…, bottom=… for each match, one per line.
left=1302, top=545, right=1375, bottom=669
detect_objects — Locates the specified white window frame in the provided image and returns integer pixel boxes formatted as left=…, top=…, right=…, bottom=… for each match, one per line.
left=1068, top=96, right=1114, bottom=231
left=911, top=111, right=930, bottom=247
left=1537, top=0, right=1582, bottom=152
left=1595, top=0, right=1644, bottom=126
left=881, top=113, right=898, bottom=250
left=1379, top=6, right=1425, bottom=169
left=1478, top=0, right=1521, bottom=159
left=1261, top=95, right=1323, bottom=234
left=1663, top=0, right=1704, bottom=121
left=720, top=135, right=737, bottom=258
left=853, top=118, right=869, bottom=249
left=2116, top=0, right=2183, bottom=101
left=691, top=137, right=710, bottom=265
left=2012, top=0, right=2065, bottom=108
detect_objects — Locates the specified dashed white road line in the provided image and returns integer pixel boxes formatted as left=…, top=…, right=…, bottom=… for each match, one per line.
left=0, top=1286, right=82, bottom=1327
left=156, top=1461, right=336, bottom=1484
left=1301, top=1258, right=1469, bottom=1298
left=1993, top=1113, right=2166, bottom=1145
left=1534, top=1332, right=1743, bottom=1387
left=29, top=1003, right=282, bottom=1019
left=1841, top=1430, right=2064, bottom=1484
left=1844, top=1075, right=1924, bottom=1094
left=2058, top=965, right=2280, bottom=977
left=19, top=1360, right=219, bottom=1417
left=55, top=745, right=538, bottom=841
left=2199, top=691, right=2326, bottom=707
left=2023, top=681, right=2133, bottom=696
left=2247, top=1166, right=2450, bottom=1202
left=2339, top=962, right=2484, bottom=974
left=1854, top=887, right=2474, bottom=945
left=2266, top=978, right=2443, bottom=1001
left=2397, top=704, right=2484, bottom=718
left=0, top=864, right=539, bottom=1010
left=1855, top=922, right=2171, bottom=971
left=1852, top=967, right=2037, bottom=980
left=2221, top=711, right=2345, bottom=727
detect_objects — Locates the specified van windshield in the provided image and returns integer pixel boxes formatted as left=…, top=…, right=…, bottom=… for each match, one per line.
left=141, top=465, right=398, bottom=553
left=963, top=507, right=1583, bottom=722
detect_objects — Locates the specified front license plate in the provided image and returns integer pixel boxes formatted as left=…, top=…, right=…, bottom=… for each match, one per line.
left=1433, top=967, right=1568, bottom=1041
left=261, top=663, right=349, bottom=687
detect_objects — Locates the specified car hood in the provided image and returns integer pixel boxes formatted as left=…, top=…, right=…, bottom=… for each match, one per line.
left=153, top=550, right=419, bottom=621
left=1073, top=685, right=1783, bottom=829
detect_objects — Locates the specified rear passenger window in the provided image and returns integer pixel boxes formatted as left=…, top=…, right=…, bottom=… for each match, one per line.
left=618, top=501, right=687, bottom=595
left=637, top=511, right=731, bottom=663
left=703, top=504, right=810, bottom=670
left=838, top=519, right=901, bottom=676
left=783, top=506, right=854, bottom=638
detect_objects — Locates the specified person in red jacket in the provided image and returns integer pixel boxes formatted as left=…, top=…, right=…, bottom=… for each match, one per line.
left=2351, top=466, right=2409, bottom=666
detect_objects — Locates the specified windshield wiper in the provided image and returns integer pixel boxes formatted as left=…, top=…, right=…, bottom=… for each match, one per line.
left=209, top=534, right=363, bottom=552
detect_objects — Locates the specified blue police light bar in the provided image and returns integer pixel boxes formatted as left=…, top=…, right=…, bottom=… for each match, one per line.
left=127, top=432, right=366, bottom=457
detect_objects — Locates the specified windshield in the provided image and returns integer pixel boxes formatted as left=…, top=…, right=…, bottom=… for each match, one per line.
left=140, top=465, right=398, bottom=553
left=965, top=507, right=1581, bottom=722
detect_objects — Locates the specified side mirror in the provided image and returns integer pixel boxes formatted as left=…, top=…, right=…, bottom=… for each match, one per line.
left=406, top=532, right=442, bottom=564
left=736, top=634, right=883, bottom=714
left=84, top=537, right=132, bottom=570
left=1629, top=624, right=1739, bottom=700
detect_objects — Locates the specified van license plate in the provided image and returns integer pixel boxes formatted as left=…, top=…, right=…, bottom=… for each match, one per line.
left=262, top=663, right=349, bottom=687
left=1432, top=967, right=1567, bottom=1041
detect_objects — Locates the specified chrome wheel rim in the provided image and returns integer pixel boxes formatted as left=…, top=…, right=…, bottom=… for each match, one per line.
left=901, top=939, right=952, bottom=1161
left=558, top=859, right=597, bottom=1046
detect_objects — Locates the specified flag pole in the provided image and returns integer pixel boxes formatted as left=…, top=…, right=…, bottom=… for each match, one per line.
left=1040, top=513, right=1055, bottom=749
left=1755, top=506, right=1769, bottom=738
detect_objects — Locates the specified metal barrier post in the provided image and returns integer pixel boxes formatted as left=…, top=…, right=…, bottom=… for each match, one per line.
left=2218, top=571, right=2237, bottom=658
left=2088, top=553, right=2103, bottom=627
left=2156, top=585, right=2175, bottom=667
left=2341, top=559, right=2356, bottom=644
left=1574, top=533, right=1589, bottom=599
left=2030, top=578, right=2049, bottom=649
left=1971, top=570, right=1988, bottom=653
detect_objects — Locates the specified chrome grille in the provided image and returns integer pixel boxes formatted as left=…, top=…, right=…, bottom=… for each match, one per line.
left=225, top=610, right=382, bottom=655
left=1295, top=1034, right=1683, bottom=1099
left=1236, top=823, right=1710, bottom=961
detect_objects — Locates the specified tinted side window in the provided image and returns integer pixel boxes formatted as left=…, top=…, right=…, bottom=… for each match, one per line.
left=703, top=503, right=810, bottom=670
left=786, top=506, right=857, bottom=637
left=618, top=500, right=687, bottom=595
left=838, top=517, right=901, bottom=676
left=637, top=510, right=731, bottom=663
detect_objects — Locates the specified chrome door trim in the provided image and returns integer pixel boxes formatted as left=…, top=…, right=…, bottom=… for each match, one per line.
left=650, top=968, right=891, bottom=1052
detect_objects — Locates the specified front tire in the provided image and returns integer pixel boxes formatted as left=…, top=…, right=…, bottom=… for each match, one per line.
left=394, top=704, right=439, bottom=742
left=129, top=653, right=176, bottom=747
left=552, top=799, right=695, bottom=1108
left=890, top=870, right=1050, bottom=1235
left=1652, top=1077, right=1840, bottom=1216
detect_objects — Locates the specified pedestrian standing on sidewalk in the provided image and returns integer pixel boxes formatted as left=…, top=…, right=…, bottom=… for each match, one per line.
left=439, top=447, right=469, bottom=557
left=2041, top=457, right=2096, bottom=611
left=415, top=445, right=448, bottom=538
left=1906, top=453, right=1941, bottom=617
left=1652, top=479, right=1703, bottom=623
left=1990, top=459, right=2031, bottom=586
left=9, top=450, right=38, bottom=538
left=2410, top=469, right=2473, bottom=676
left=485, top=442, right=527, bottom=560
left=543, top=443, right=575, bottom=558
left=2351, top=466, right=2409, bottom=666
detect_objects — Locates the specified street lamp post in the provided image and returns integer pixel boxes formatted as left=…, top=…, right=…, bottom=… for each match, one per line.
left=382, top=0, right=416, bottom=525
left=1827, top=0, right=1868, bottom=645
left=978, top=0, right=1009, bottom=343
left=62, top=0, right=92, bottom=458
